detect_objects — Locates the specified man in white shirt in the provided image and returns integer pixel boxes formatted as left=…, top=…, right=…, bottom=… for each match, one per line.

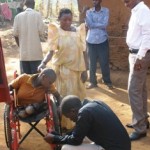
left=13, top=0, right=45, bottom=74
left=123, top=0, right=150, bottom=141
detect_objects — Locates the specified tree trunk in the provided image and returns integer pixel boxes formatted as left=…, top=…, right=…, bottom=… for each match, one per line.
left=46, top=0, right=50, bottom=18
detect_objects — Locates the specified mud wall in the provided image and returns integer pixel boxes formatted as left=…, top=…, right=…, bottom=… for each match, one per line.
left=78, top=0, right=150, bottom=72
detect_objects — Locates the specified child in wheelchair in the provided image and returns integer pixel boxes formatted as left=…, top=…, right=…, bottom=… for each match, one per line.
left=9, top=68, right=61, bottom=118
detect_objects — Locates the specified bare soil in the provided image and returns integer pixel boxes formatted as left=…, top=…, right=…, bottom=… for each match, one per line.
left=0, top=26, right=150, bottom=150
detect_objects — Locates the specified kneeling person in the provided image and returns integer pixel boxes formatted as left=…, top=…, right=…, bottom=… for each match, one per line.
left=9, top=68, right=61, bottom=118
left=44, top=95, right=131, bottom=150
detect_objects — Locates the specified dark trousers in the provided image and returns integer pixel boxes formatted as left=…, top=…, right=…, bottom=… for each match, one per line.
left=87, top=40, right=112, bottom=85
left=20, top=60, right=41, bottom=74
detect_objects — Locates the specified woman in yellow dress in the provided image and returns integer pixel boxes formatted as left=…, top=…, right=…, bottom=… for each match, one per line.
left=38, top=8, right=88, bottom=130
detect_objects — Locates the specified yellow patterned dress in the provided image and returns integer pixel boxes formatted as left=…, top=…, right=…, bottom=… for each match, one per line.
left=48, top=23, right=86, bottom=129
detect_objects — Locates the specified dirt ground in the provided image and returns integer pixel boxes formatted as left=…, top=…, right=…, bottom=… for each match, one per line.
left=0, top=26, right=150, bottom=150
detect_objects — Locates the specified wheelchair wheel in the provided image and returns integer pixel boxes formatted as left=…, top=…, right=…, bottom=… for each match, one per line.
left=4, top=104, right=12, bottom=149
left=51, top=99, right=61, bottom=134
left=51, top=100, right=62, bottom=150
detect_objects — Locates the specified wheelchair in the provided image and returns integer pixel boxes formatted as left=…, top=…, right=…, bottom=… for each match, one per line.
left=0, top=39, right=61, bottom=150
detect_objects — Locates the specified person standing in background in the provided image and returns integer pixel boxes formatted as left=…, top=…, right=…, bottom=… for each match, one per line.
left=123, top=0, right=150, bottom=141
left=13, top=0, right=45, bottom=74
left=86, top=0, right=113, bottom=89
left=17, top=0, right=26, bottom=14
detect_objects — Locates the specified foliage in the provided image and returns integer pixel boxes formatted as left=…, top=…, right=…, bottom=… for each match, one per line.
left=35, top=0, right=79, bottom=21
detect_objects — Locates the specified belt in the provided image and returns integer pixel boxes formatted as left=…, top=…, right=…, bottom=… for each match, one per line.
left=129, top=49, right=139, bottom=54
left=129, top=49, right=150, bottom=54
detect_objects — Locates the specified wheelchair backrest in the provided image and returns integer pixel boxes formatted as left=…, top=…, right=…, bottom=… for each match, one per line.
left=0, top=38, right=11, bottom=103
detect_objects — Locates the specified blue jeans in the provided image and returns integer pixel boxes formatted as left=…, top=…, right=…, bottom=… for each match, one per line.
left=87, top=40, right=112, bottom=85
left=20, top=60, right=41, bottom=74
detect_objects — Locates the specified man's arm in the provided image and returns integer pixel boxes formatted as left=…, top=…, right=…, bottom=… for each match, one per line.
left=44, top=110, right=92, bottom=145
left=134, top=8, right=150, bottom=71
left=83, top=51, right=89, bottom=71
left=81, top=51, right=88, bottom=83
left=137, top=9, right=150, bottom=58
left=85, top=9, right=109, bottom=29
left=80, top=23, right=88, bottom=83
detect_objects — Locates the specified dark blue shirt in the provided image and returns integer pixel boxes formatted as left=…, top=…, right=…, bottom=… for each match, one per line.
left=53, top=100, right=131, bottom=150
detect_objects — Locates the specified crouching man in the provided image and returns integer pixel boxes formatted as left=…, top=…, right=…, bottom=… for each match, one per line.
left=44, top=95, right=131, bottom=150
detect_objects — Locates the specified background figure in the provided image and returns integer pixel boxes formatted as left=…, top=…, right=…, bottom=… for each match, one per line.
left=0, top=3, right=5, bottom=27
left=38, top=8, right=88, bottom=130
left=86, top=0, right=112, bottom=89
left=123, top=0, right=150, bottom=141
left=13, top=0, right=45, bottom=74
left=17, top=0, right=26, bottom=14
left=44, top=95, right=131, bottom=150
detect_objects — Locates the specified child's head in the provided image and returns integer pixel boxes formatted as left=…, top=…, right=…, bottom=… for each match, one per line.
left=39, top=68, right=56, bottom=89
left=58, top=8, right=73, bottom=30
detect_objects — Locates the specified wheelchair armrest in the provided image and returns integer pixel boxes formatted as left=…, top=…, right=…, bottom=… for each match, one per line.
left=9, top=91, right=15, bottom=102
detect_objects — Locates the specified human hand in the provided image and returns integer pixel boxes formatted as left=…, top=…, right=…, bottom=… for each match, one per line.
left=37, top=62, right=46, bottom=72
left=81, top=71, right=88, bottom=83
left=134, top=59, right=143, bottom=71
left=44, top=133, right=55, bottom=144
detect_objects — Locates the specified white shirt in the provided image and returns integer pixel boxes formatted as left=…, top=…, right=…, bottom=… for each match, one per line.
left=13, top=8, right=45, bottom=61
left=126, top=1, right=150, bottom=58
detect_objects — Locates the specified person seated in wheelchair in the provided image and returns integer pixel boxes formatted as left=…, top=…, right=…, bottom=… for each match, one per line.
left=9, top=68, right=61, bottom=118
